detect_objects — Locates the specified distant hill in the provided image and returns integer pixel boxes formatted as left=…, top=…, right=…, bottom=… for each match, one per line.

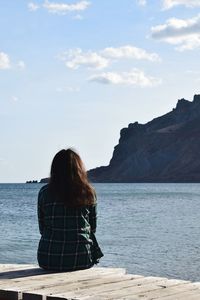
left=88, top=94, right=200, bottom=182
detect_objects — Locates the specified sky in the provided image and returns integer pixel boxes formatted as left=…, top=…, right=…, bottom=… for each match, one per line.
left=0, top=0, right=200, bottom=182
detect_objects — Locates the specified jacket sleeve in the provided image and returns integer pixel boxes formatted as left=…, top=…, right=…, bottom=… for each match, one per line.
left=89, top=191, right=97, bottom=233
left=37, top=190, right=45, bottom=235
left=89, top=204, right=97, bottom=233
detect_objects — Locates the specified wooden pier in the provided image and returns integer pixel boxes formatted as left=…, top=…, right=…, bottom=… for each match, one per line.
left=0, top=264, right=200, bottom=299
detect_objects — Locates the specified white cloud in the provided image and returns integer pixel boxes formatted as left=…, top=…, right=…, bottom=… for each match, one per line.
left=137, top=0, right=147, bottom=6
left=151, top=15, right=200, bottom=51
left=61, top=48, right=109, bottom=70
left=0, top=52, right=11, bottom=69
left=101, top=45, right=161, bottom=62
left=43, top=0, right=90, bottom=14
left=0, top=53, right=26, bottom=71
left=28, top=2, right=40, bottom=11
left=89, top=69, right=161, bottom=87
left=163, top=0, right=200, bottom=10
left=17, top=60, right=26, bottom=70
left=60, top=45, right=161, bottom=70
left=0, top=53, right=26, bottom=70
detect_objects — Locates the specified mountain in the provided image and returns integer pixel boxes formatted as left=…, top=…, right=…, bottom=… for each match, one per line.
left=88, top=94, right=200, bottom=182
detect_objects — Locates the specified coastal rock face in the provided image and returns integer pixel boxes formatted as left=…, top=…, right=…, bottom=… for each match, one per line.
left=88, top=94, right=200, bottom=182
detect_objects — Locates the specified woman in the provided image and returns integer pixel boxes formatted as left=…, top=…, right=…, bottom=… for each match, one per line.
left=37, top=148, right=103, bottom=271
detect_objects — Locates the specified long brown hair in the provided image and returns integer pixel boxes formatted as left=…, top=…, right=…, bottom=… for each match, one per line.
left=49, top=148, right=95, bottom=207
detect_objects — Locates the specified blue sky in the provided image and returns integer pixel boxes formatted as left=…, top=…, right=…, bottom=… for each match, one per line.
left=0, top=0, right=200, bottom=182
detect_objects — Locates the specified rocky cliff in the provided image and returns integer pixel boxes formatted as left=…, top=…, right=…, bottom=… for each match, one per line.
left=88, top=94, right=200, bottom=182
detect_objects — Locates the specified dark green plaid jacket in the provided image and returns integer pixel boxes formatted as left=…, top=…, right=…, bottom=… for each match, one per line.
left=37, top=184, right=97, bottom=271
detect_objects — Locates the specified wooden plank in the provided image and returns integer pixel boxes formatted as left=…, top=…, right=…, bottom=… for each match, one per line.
left=22, top=273, right=141, bottom=297
left=0, top=267, right=126, bottom=281
left=79, top=278, right=200, bottom=300
left=0, top=265, right=126, bottom=275
left=85, top=280, right=193, bottom=300
left=0, top=264, right=37, bottom=273
left=0, top=267, right=127, bottom=289
left=154, top=285, right=200, bottom=300
left=0, top=264, right=200, bottom=300
left=124, top=280, right=199, bottom=299
left=0, top=266, right=128, bottom=300
left=23, top=274, right=138, bottom=300
left=0, top=265, right=126, bottom=274
left=0, top=268, right=49, bottom=281
left=154, top=291, right=200, bottom=300
left=45, top=276, right=171, bottom=299
left=0, top=266, right=126, bottom=290
left=120, top=283, right=200, bottom=300
left=1, top=272, right=132, bottom=294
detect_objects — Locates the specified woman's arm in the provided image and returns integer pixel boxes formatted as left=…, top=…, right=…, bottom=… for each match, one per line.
left=89, top=204, right=97, bottom=233
left=37, top=190, right=45, bottom=235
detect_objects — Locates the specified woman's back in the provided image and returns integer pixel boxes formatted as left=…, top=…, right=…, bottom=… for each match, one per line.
left=37, top=184, right=97, bottom=271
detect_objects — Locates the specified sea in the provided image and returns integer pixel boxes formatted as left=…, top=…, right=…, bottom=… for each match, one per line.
left=0, top=183, right=200, bottom=282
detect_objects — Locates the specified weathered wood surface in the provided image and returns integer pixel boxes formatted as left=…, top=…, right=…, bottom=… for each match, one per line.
left=0, top=264, right=200, bottom=300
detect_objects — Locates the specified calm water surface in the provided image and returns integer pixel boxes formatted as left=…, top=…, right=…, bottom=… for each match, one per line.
left=0, top=183, right=200, bottom=282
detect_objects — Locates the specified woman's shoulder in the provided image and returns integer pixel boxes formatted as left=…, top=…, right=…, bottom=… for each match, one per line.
left=38, top=184, right=50, bottom=201
left=39, top=184, right=49, bottom=194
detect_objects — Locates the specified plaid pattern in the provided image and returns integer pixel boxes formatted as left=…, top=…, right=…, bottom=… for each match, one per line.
left=37, top=184, right=97, bottom=271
